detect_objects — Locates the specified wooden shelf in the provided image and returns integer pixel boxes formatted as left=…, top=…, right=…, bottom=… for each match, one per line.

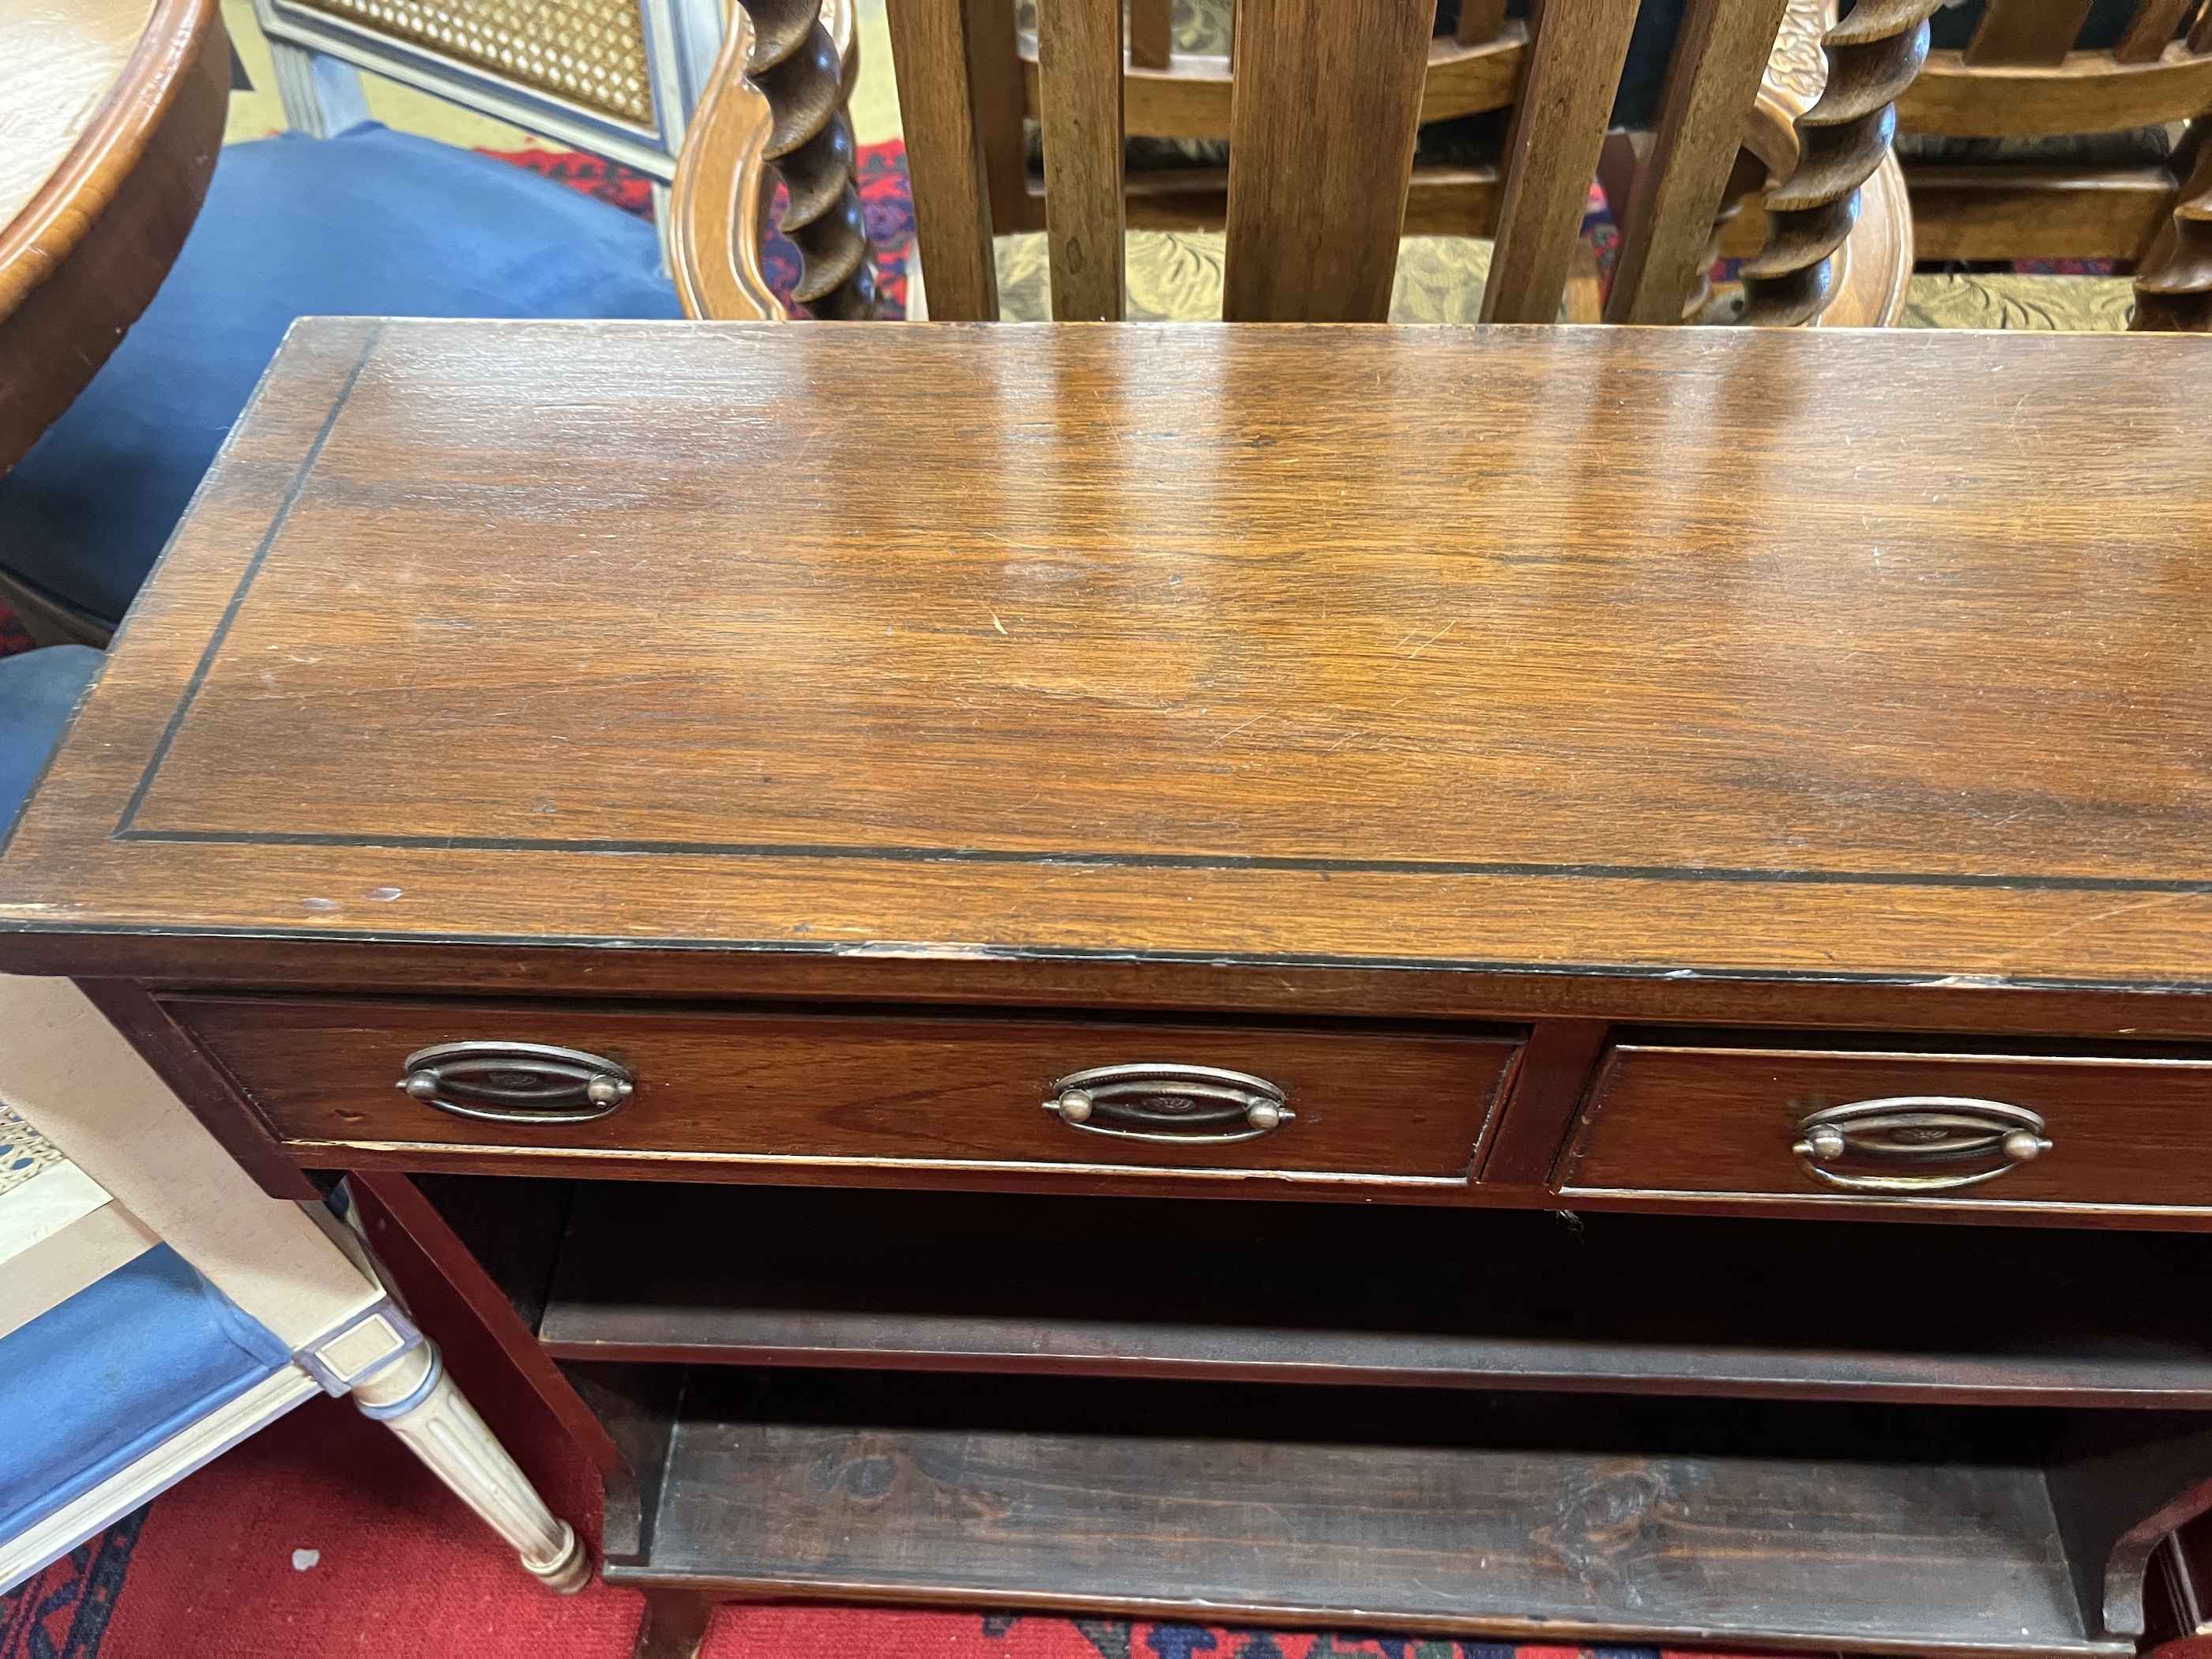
left=604, top=1368, right=2115, bottom=1654
left=538, top=1184, right=2212, bottom=1408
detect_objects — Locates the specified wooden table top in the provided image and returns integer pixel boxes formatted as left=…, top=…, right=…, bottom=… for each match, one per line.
left=0, top=0, right=223, bottom=483
left=0, top=0, right=155, bottom=237
left=4, top=318, right=2210, bottom=1021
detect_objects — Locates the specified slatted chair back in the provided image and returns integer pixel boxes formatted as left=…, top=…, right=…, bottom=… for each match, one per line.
left=1892, top=0, right=2212, bottom=330
left=854, top=0, right=1933, bottom=325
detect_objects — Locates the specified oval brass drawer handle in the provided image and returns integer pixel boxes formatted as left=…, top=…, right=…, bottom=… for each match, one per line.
left=1791, top=1096, right=2052, bottom=1192
left=1044, top=1063, right=1293, bottom=1144
left=398, top=1041, right=634, bottom=1125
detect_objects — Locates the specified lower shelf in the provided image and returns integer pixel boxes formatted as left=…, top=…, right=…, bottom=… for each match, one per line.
left=602, top=1370, right=2114, bottom=1654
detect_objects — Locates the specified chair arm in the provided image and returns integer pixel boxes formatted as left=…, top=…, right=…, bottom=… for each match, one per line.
left=669, top=2, right=784, bottom=320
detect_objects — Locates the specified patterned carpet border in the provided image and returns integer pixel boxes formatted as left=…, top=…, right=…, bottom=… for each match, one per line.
left=0, top=1510, right=145, bottom=1659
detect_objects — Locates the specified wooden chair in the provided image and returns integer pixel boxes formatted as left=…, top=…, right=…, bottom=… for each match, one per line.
left=1893, top=0, right=2212, bottom=329
left=673, top=0, right=1932, bottom=327
left=250, top=0, right=876, bottom=314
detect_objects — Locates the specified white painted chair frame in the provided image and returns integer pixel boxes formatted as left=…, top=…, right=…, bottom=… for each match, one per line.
left=0, top=973, right=587, bottom=1595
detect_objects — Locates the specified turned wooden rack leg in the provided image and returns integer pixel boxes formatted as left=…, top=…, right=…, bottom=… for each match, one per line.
left=730, top=0, right=880, bottom=318
left=352, top=1341, right=592, bottom=1593
left=1738, top=0, right=1939, bottom=325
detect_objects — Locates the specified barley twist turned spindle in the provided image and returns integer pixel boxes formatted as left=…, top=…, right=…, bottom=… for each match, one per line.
left=732, top=0, right=879, bottom=318
left=1738, top=0, right=1940, bottom=325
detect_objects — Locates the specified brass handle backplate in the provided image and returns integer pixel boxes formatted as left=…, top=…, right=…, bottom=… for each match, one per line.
left=1044, top=1063, right=1293, bottom=1144
left=398, top=1041, right=634, bottom=1125
left=1791, top=1096, right=2051, bottom=1193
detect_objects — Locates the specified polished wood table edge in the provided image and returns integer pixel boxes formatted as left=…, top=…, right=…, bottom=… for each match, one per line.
left=590, top=1570, right=2125, bottom=1659
left=282, top=1140, right=2212, bottom=1230
left=0, top=0, right=219, bottom=311
left=7, top=929, right=2212, bottom=1039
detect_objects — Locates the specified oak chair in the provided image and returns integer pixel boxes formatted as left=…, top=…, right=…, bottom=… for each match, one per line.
left=1893, top=0, right=2212, bottom=329
left=967, top=0, right=1913, bottom=323
left=674, top=0, right=1932, bottom=326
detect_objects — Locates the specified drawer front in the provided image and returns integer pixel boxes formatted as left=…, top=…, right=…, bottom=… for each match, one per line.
left=166, top=999, right=1518, bottom=1183
left=1559, top=1043, right=2212, bottom=1212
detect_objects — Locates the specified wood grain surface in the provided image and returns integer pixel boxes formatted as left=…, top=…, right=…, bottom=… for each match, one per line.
left=1965, top=0, right=2097, bottom=66
left=1563, top=1042, right=2212, bottom=1216
left=0, top=0, right=155, bottom=235
left=1903, top=164, right=2175, bottom=261
left=9, top=320, right=2212, bottom=1010
left=618, top=1369, right=2104, bottom=1653
left=1220, top=0, right=1430, bottom=321
left=1898, top=47, right=2212, bottom=137
left=165, top=996, right=1516, bottom=1183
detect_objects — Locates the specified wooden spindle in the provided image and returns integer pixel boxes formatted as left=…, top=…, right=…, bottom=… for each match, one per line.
left=1963, top=0, right=2093, bottom=66
left=1037, top=0, right=1127, bottom=319
left=2116, top=0, right=2195, bottom=63
left=735, top=0, right=880, bottom=317
left=1222, top=0, right=1430, bottom=321
left=1678, top=148, right=1770, bottom=321
left=1130, top=0, right=1173, bottom=69
left=1458, top=0, right=1510, bottom=47
left=1606, top=0, right=1794, bottom=325
left=1738, top=0, right=1939, bottom=327
left=970, top=0, right=1042, bottom=235
left=885, top=0, right=1000, bottom=319
left=1481, top=0, right=1642, bottom=324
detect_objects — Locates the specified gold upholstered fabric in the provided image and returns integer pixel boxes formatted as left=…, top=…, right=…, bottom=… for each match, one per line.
left=1900, top=274, right=2136, bottom=331
left=993, top=232, right=2138, bottom=332
left=995, top=232, right=1505, bottom=324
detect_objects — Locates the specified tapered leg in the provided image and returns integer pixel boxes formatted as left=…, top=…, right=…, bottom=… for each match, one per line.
left=633, top=1589, right=714, bottom=1659
left=352, top=1342, right=590, bottom=1593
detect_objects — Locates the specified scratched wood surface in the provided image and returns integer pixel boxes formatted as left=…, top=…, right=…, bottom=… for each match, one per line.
left=619, top=1369, right=2097, bottom=1651
left=6, top=318, right=2212, bottom=1002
